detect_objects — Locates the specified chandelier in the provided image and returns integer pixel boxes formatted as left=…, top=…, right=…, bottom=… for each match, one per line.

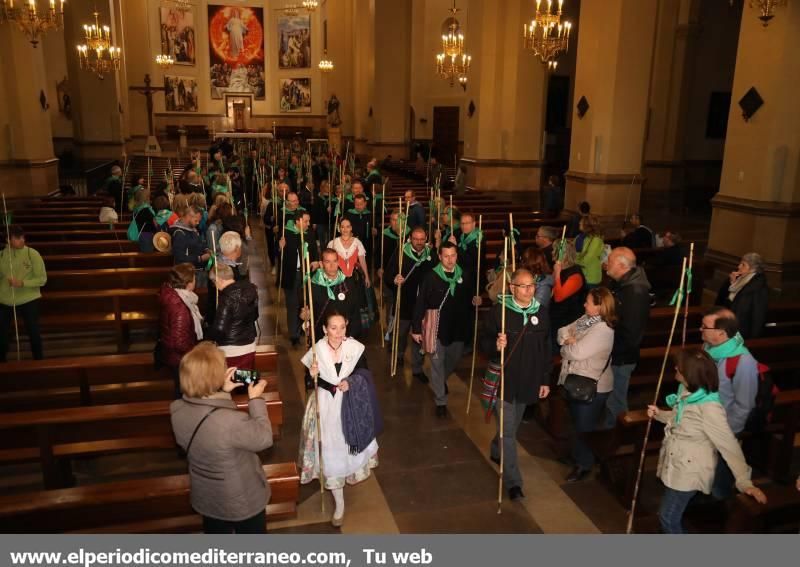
left=170, top=0, right=193, bottom=12
left=302, top=0, right=318, bottom=12
left=523, top=0, right=572, bottom=69
left=749, top=0, right=787, bottom=26
left=435, top=1, right=471, bottom=87
left=155, top=54, right=174, bottom=69
left=319, top=49, right=334, bottom=72
left=76, top=10, right=121, bottom=80
left=0, top=0, right=65, bottom=47
left=283, top=4, right=299, bottom=17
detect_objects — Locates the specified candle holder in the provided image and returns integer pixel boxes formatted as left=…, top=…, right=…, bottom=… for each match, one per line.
left=0, top=0, right=66, bottom=47
left=76, top=10, right=121, bottom=80
left=523, top=0, right=572, bottom=70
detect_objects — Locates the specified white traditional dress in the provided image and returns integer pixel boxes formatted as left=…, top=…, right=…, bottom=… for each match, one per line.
left=298, top=337, right=379, bottom=489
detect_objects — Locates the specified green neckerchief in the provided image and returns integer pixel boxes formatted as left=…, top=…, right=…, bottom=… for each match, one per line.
left=212, top=183, right=228, bottom=194
left=704, top=332, right=749, bottom=362
left=498, top=294, right=541, bottom=326
left=347, top=208, right=370, bottom=218
left=384, top=226, right=409, bottom=240
left=403, top=242, right=431, bottom=267
left=432, top=263, right=463, bottom=296
left=666, top=385, right=721, bottom=424
left=442, top=225, right=455, bottom=241
left=285, top=219, right=309, bottom=236
left=128, top=184, right=145, bottom=198
left=311, top=268, right=346, bottom=300
left=458, top=229, right=482, bottom=251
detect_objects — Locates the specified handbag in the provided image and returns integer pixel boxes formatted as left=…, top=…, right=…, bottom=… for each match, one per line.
left=481, top=325, right=530, bottom=419
left=563, top=355, right=611, bottom=404
left=420, top=291, right=449, bottom=354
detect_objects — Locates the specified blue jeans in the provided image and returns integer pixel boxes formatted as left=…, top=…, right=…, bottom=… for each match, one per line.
left=604, top=363, right=636, bottom=428
left=658, top=486, right=697, bottom=534
left=568, top=392, right=610, bottom=470
left=711, top=457, right=735, bottom=500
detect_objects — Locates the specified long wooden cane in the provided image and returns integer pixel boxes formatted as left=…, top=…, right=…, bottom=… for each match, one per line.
left=509, top=213, right=516, bottom=273
left=300, top=221, right=308, bottom=344
left=466, top=215, right=483, bottom=415
left=275, top=199, right=287, bottom=333
left=390, top=198, right=405, bottom=377
left=211, top=235, right=220, bottom=308
left=448, top=195, right=453, bottom=241
left=304, top=247, right=325, bottom=513
left=379, top=190, right=387, bottom=348
left=427, top=186, right=433, bottom=245
left=2, top=194, right=21, bottom=361
left=370, top=184, right=376, bottom=282
left=626, top=257, right=688, bottom=534
left=497, top=237, right=509, bottom=514
left=681, top=242, right=695, bottom=347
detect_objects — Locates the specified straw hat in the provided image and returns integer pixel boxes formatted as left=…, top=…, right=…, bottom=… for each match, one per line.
left=153, top=231, right=172, bottom=253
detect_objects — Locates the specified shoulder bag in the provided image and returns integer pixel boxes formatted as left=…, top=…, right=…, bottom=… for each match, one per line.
left=563, top=354, right=611, bottom=404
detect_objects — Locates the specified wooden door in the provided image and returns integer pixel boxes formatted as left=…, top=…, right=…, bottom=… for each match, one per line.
left=233, top=101, right=246, bottom=131
left=433, top=106, right=459, bottom=166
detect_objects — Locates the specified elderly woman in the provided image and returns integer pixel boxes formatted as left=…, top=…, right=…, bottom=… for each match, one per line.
left=158, top=264, right=203, bottom=395
left=207, top=230, right=246, bottom=324
left=715, top=252, right=768, bottom=339
left=208, top=263, right=259, bottom=369
left=298, top=310, right=379, bottom=528
left=648, top=349, right=766, bottom=534
left=550, top=239, right=586, bottom=355
left=558, top=287, right=616, bottom=482
left=170, top=342, right=272, bottom=533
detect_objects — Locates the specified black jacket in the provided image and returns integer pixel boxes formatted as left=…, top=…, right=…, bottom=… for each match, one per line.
left=610, top=266, right=651, bottom=365
left=280, top=229, right=319, bottom=289
left=715, top=272, right=768, bottom=339
left=305, top=274, right=363, bottom=340
left=384, top=245, right=435, bottom=321
left=209, top=280, right=259, bottom=346
left=412, top=265, right=475, bottom=345
left=406, top=202, right=426, bottom=230
left=169, top=222, right=206, bottom=269
left=482, top=302, right=552, bottom=405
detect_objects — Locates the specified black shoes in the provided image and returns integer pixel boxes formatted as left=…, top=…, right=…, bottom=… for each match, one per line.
left=413, top=372, right=429, bottom=384
left=435, top=405, right=448, bottom=418
left=490, top=454, right=500, bottom=466
left=508, top=486, right=525, bottom=501
left=565, top=466, right=591, bottom=483
left=290, top=337, right=300, bottom=347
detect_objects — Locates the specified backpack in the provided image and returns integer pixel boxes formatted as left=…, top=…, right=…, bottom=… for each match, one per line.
left=127, top=205, right=154, bottom=242
left=725, top=354, right=779, bottom=433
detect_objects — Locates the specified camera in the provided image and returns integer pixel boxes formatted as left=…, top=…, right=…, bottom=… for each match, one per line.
left=232, top=369, right=260, bottom=385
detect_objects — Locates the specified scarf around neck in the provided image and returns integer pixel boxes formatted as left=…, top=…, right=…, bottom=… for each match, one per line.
left=704, top=332, right=749, bottom=362
left=174, top=288, right=204, bottom=340
left=728, top=271, right=756, bottom=302
left=432, top=263, right=463, bottom=296
left=666, top=384, right=721, bottom=424
left=576, top=314, right=603, bottom=334
left=347, top=208, right=370, bottom=217
left=383, top=226, right=408, bottom=240
left=499, top=294, right=541, bottom=326
left=311, top=269, right=346, bottom=299
left=403, top=242, right=431, bottom=266
left=458, top=229, right=482, bottom=250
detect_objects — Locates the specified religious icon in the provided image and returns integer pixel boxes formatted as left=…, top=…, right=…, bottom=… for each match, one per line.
left=56, top=76, right=71, bottom=119
left=207, top=5, right=265, bottom=100
left=280, top=78, right=311, bottom=113
left=278, top=15, right=311, bottom=69
left=164, top=75, right=199, bottom=112
left=326, top=94, right=342, bottom=127
left=160, top=7, right=196, bottom=66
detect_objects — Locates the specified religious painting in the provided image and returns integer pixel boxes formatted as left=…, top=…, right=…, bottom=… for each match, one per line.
left=208, top=5, right=266, bottom=100
left=164, top=75, right=199, bottom=112
left=55, top=76, right=71, bottom=119
left=159, top=6, right=196, bottom=66
left=280, top=78, right=311, bottom=113
left=278, top=15, right=311, bottom=69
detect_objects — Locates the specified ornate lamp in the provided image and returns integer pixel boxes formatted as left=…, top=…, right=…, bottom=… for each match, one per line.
left=76, top=10, right=121, bottom=80
left=0, top=0, right=65, bottom=47
left=523, top=0, right=572, bottom=70
left=435, top=1, right=471, bottom=87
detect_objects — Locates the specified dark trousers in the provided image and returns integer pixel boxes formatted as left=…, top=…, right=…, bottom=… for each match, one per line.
left=0, top=300, right=43, bottom=362
left=202, top=509, right=266, bottom=534
left=568, top=391, right=610, bottom=470
left=284, top=270, right=303, bottom=339
left=265, top=226, right=276, bottom=265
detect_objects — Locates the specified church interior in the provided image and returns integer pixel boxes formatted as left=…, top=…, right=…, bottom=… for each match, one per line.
left=0, top=0, right=799, bottom=534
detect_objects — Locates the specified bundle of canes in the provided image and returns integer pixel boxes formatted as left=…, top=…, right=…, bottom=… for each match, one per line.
left=378, top=184, right=387, bottom=348
left=390, top=198, right=408, bottom=377
left=274, top=198, right=287, bottom=334
left=303, top=245, right=325, bottom=513
left=681, top=242, right=695, bottom=347
left=497, top=237, right=509, bottom=514
left=2, top=194, right=21, bottom=361
left=625, top=257, right=688, bottom=534
left=465, top=215, right=483, bottom=415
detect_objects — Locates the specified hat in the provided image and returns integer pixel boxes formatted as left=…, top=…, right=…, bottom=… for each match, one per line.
left=153, top=231, right=172, bottom=253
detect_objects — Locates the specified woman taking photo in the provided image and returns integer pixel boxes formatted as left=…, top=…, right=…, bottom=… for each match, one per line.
left=648, top=348, right=767, bottom=534
left=298, top=311, right=380, bottom=528
left=170, top=341, right=272, bottom=533
left=557, top=287, right=615, bottom=482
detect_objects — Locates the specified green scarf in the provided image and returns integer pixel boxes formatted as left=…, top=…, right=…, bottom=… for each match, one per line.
left=128, top=184, right=145, bottom=198
left=403, top=242, right=431, bottom=267
left=212, top=183, right=228, bottom=194
left=285, top=220, right=309, bottom=237
left=347, top=208, right=370, bottom=218
left=704, top=332, right=749, bottom=362
left=458, top=229, right=482, bottom=251
left=499, top=294, right=541, bottom=326
left=432, top=263, right=463, bottom=296
left=384, top=226, right=409, bottom=240
left=666, top=385, right=721, bottom=424
left=311, top=269, right=346, bottom=300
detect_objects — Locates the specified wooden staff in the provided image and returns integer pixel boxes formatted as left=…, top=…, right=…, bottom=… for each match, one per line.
left=211, top=235, right=220, bottom=308
left=379, top=184, right=387, bottom=348
left=300, top=219, right=308, bottom=344
left=390, top=198, right=406, bottom=377
left=2, top=194, right=21, bottom=361
left=466, top=215, right=483, bottom=415
left=681, top=242, right=695, bottom=347
left=274, top=198, right=287, bottom=334
left=497, top=237, right=509, bottom=514
left=120, top=159, right=129, bottom=216
left=370, top=184, right=376, bottom=282
left=304, top=245, right=325, bottom=513
left=626, top=257, right=688, bottom=534
left=427, top=186, right=433, bottom=244
left=509, top=213, right=516, bottom=272
left=146, top=157, right=151, bottom=195
left=448, top=195, right=453, bottom=241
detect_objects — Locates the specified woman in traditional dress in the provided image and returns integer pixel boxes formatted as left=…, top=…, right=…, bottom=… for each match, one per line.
left=298, top=311, right=379, bottom=527
left=328, top=218, right=371, bottom=333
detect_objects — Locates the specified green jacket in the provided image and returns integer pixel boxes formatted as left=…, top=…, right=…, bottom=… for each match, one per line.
left=0, top=246, right=47, bottom=306
left=576, top=235, right=604, bottom=285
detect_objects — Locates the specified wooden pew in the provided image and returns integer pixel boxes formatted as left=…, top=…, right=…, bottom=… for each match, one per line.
left=724, top=482, right=800, bottom=533
left=0, top=347, right=278, bottom=411
left=42, top=252, right=173, bottom=270
left=2, top=229, right=129, bottom=242
left=14, top=213, right=130, bottom=223
left=0, top=394, right=283, bottom=489
left=45, top=267, right=173, bottom=292
left=0, top=463, right=299, bottom=533
left=15, top=240, right=139, bottom=255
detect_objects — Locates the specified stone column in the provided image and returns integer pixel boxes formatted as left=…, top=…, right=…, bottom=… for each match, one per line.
left=369, top=0, right=412, bottom=160
left=462, top=0, right=548, bottom=193
left=63, top=0, right=126, bottom=160
left=0, top=25, right=58, bottom=196
left=706, top=1, right=800, bottom=294
left=351, top=0, right=375, bottom=157
left=564, top=0, right=658, bottom=221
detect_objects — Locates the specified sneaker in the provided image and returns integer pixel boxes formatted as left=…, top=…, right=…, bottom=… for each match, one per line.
left=508, top=486, right=525, bottom=501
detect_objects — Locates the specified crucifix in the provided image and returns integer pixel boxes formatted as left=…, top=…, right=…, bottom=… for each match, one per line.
left=129, top=74, right=166, bottom=156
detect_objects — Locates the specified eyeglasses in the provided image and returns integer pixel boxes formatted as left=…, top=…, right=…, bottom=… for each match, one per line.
left=511, top=283, right=535, bottom=290
left=699, top=326, right=718, bottom=331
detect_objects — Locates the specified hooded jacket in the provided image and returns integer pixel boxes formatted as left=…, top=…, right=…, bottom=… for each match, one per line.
left=609, top=266, right=651, bottom=365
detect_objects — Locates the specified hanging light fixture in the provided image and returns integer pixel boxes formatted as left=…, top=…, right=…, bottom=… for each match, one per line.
left=523, top=0, right=572, bottom=70
left=0, top=0, right=66, bottom=47
left=76, top=10, right=121, bottom=80
left=155, top=54, right=174, bottom=69
left=170, top=0, right=193, bottom=12
left=319, top=49, right=334, bottom=72
left=283, top=4, right=299, bottom=17
left=302, top=0, right=318, bottom=12
left=749, top=0, right=788, bottom=26
left=435, top=0, right=471, bottom=87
